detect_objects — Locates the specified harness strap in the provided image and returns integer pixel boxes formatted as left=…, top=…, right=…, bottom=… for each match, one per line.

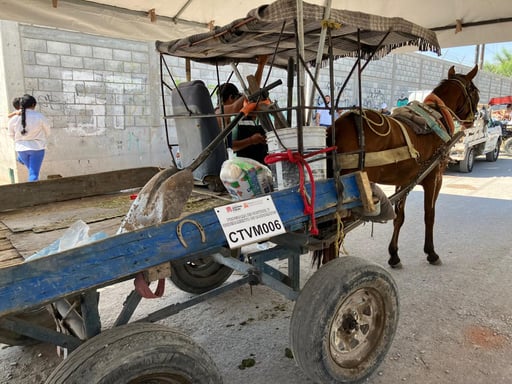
left=406, top=101, right=451, bottom=142
left=337, top=110, right=419, bottom=170
left=337, top=146, right=415, bottom=169
left=391, top=116, right=420, bottom=159
left=423, top=93, right=457, bottom=137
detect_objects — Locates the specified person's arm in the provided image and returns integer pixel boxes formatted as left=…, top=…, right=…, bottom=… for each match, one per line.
left=216, top=98, right=246, bottom=129
left=232, top=133, right=266, bottom=152
left=7, top=110, right=20, bottom=119
left=7, top=117, right=16, bottom=138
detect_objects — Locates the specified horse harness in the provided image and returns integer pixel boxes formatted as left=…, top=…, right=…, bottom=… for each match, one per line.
left=336, top=75, right=477, bottom=171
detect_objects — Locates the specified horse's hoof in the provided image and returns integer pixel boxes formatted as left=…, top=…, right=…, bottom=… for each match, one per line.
left=390, top=262, right=403, bottom=269
left=428, top=258, right=442, bottom=266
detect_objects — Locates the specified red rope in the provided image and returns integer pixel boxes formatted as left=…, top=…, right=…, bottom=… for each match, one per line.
left=265, top=146, right=336, bottom=235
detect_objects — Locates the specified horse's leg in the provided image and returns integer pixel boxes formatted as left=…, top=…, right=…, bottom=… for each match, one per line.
left=388, top=188, right=406, bottom=268
left=422, top=171, right=443, bottom=265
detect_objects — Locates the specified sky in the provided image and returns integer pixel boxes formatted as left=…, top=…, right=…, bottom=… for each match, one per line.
left=424, top=42, right=512, bottom=67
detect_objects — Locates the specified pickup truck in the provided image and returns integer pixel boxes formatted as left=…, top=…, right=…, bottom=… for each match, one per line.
left=448, top=116, right=502, bottom=173
left=408, top=91, right=502, bottom=173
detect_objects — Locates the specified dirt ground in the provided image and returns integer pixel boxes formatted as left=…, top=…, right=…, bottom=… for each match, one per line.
left=1, top=154, right=511, bottom=384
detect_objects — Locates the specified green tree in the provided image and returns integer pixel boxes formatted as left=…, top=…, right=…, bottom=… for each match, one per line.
left=484, top=47, right=512, bottom=77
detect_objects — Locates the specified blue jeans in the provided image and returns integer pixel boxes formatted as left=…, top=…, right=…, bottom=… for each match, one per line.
left=17, top=149, right=45, bottom=182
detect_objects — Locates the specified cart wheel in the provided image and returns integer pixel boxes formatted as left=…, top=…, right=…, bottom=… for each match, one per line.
left=170, top=252, right=235, bottom=294
left=290, top=256, right=399, bottom=384
left=486, top=139, right=500, bottom=162
left=45, top=323, right=222, bottom=384
left=459, top=146, right=475, bottom=172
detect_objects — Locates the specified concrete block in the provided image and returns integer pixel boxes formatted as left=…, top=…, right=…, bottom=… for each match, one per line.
left=124, top=84, right=144, bottom=94
left=70, top=44, right=93, bottom=57
left=35, top=53, right=60, bottom=67
left=61, top=56, right=84, bottom=69
left=47, top=41, right=70, bottom=55
left=63, top=80, right=83, bottom=94
left=83, top=58, right=105, bottom=71
left=24, top=65, right=49, bottom=78
left=123, top=62, right=141, bottom=73
left=38, top=79, right=62, bottom=92
left=93, top=47, right=113, bottom=60
left=23, top=38, right=46, bottom=52
left=72, top=70, right=94, bottom=81
left=50, top=67, right=73, bottom=80
left=105, top=60, right=123, bottom=72
left=113, top=49, right=131, bottom=61
left=132, top=51, right=148, bottom=63
left=84, top=82, right=106, bottom=94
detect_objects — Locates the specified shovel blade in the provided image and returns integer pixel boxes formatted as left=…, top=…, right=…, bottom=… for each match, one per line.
left=118, top=168, right=194, bottom=233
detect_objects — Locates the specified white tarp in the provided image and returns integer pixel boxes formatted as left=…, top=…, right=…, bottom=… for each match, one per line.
left=0, top=0, right=511, bottom=48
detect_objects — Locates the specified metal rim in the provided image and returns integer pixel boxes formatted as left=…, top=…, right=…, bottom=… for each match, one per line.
left=181, top=257, right=220, bottom=277
left=329, top=287, right=386, bottom=368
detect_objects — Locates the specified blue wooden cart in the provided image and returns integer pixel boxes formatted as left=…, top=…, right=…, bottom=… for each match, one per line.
left=0, top=1, right=446, bottom=382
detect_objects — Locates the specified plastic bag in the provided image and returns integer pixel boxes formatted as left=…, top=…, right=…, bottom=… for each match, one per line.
left=220, top=156, right=273, bottom=200
left=25, top=220, right=107, bottom=262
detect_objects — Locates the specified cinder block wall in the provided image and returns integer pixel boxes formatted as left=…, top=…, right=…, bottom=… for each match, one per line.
left=1, top=21, right=511, bottom=184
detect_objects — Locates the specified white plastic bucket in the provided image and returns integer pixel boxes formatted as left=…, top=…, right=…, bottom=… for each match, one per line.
left=266, top=126, right=327, bottom=190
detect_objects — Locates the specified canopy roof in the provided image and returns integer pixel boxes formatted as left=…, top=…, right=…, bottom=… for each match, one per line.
left=489, top=96, right=512, bottom=105
left=155, top=0, right=440, bottom=68
left=1, top=0, right=511, bottom=50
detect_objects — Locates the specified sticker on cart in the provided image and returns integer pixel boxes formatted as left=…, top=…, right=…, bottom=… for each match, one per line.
left=214, top=195, right=285, bottom=248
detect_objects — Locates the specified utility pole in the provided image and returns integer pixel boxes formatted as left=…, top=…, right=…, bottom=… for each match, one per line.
left=479, top=44, right=485, bottom=68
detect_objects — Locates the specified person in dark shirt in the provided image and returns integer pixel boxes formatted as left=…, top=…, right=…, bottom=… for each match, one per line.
left=216, top=56, right=268, bottom=164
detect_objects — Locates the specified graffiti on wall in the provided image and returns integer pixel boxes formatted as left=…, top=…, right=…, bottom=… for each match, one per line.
left=362, top=88, right=386, bottom=110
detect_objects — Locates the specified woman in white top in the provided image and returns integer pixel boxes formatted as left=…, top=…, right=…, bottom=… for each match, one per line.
left=8, top=94, right=51, bottom=182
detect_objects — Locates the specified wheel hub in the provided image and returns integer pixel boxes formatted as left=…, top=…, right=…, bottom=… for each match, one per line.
left=329, top=288, right=385, bottom=368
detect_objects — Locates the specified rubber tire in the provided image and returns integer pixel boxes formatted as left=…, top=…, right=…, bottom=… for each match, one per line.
left=486, top=139, right=500, bottom=162
left=170, top=253, right=234, bottom=294
left=290, top=256, right=399, bottom=384
left=504, top=138, right=512, bottom=155
left=45, top=323, right=222, bottom=384
left=0, top=307, right=55, bottom=346
left=459, top=146, right=475, bottom=173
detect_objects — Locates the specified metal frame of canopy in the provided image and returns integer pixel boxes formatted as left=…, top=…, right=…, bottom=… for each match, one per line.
left=155, top=0, right=440, bottom=174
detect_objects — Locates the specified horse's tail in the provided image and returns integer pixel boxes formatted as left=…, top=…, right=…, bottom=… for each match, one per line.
left=311, top=241, right=340, bottom=268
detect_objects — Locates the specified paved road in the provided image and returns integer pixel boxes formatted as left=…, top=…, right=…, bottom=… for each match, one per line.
left=1, top=154, right=511, bottom=384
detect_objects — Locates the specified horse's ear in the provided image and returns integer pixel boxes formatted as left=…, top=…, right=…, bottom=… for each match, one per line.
left=466, top=65, right=478, bottom=81
left=448, top=66, right=456, bottom=78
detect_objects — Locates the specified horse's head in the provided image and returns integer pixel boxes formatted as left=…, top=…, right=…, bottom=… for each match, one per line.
left=434, top=65, right=480, bottom=126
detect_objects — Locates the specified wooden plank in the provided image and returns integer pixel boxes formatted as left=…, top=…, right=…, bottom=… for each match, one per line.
left=1, top=193, right=134, bottom=234
left=0, top=173, right=365, bottom=317
left=0, top=249, right=22, bottom=268
left=354, top=171, right=376, bottom=214
left=0, top=167, right=160, bottom=212
left=0, top=238, right=13, bottom=252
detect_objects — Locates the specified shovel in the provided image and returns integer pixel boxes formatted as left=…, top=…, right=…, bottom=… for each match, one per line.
left=118, top=80, right=282, bottom=234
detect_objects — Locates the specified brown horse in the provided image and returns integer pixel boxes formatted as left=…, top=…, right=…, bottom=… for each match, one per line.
left=320, top=65, right=479, bottom=268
